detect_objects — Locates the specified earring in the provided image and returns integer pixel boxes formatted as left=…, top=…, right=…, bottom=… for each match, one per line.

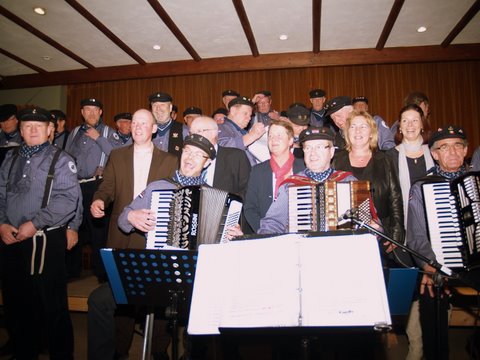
left=399, top=129, right=402, bottom=134
left=421, top=129, right=424, bottom=133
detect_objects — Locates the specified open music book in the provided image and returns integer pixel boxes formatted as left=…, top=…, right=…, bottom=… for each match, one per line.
left=187, top=233, right=391, bottom=335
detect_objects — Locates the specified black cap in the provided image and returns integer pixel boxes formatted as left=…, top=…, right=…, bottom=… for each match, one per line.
left=309, top=89, right=326, bottom=98
left=17, top=107, right=52, bottom=122
left=183, top=134, right=216, bottom=160
left=50, top=110, right=66, bottom=122
left=148, top=92, right=173, bottom=103
left=352, top=96, right=368, bottom=104
left=255, top=90, right=271, bottom=97
left=222, top=90, right=240, bottom=97
left=114, top=112, right=132, bottom=122
left=324, top=96, right=352, bottom=116
left=428, top=125, right=467, bottom=148
left=172, top=105, right=178, bottom=112
left=0, top=104, right=17, bottom=122
left=80, top=98, right=103, bottom=109
left=183, top=107, right=202, bottom=117
left=212, top=108, right=228, bottom=117
left=287, top=104, right=310, bottom=126
left=299, top=127, right=335, bottom=144
left=228, top=96, right=254, bottom=109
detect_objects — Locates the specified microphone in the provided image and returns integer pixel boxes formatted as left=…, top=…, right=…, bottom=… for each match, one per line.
left=337, top=207, right=358, bottom=222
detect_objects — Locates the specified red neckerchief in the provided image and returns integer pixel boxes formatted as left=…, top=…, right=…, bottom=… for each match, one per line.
left=270, top=153, right=295, bottom=198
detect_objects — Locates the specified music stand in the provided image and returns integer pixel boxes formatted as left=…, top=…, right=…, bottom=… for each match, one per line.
left=101, top=248, right=198, bottom=360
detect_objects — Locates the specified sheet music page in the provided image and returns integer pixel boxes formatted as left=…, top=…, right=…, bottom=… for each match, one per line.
left=187, top=243, right=232, bottom=335
left=219, top=235, right=303, bottom=328
left=247, top=128, right=270, bottom=162
left=188, top=234, right=303, bottom=334
left=299, top=234, right=391, bottom=326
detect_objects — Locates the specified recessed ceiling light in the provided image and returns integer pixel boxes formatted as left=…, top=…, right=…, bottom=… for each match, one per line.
left=279, top=34, right=288, bottom=41
left=153, top=45, right=161, bottom=50
left=33, top=7, right=46, bottom=15
left=42, top=56, right=51, bottom=61
left=417, top=26, right=427, bottom=33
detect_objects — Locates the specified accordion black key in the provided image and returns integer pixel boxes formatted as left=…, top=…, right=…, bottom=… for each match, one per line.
left=422, top=171, right=480, bottom=270
left=288, top=180, right=372, bottom=232
left=147, top=186, right=243, bottom=250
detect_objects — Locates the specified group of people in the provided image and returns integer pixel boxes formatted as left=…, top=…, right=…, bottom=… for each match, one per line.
left=0, top=87, right=478, bottom=359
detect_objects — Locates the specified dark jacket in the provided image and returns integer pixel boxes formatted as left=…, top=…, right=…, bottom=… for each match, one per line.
left=332, top=149, right=404, bottom=245
left=244, top=157, right=305, bottom=232
left=212, top=145, right=251, bottom=199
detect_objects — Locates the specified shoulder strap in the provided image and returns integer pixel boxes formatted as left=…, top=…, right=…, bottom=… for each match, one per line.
left=7, top=147, right=20, bottom=180
left=71, top=126, right=81, bottom=141
left=98, top=125, right=110, bottom=168
left=278, top=174, right=318, bottom=188
left=61, top=131, right=69, bottom=150
left=41, top=147, right=63, bottom=209
left=329, top=170, right=354, bottom=182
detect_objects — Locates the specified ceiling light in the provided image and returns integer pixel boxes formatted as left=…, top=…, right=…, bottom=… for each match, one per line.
left=153, top=45, right=161, bottom=50
left=42, top=56, right=51, bottom=61
left=33, top=7, right=46, bottom=15
left=279, top=34, right=288, bottom=41
left=417, top=26, right=427, bottom=33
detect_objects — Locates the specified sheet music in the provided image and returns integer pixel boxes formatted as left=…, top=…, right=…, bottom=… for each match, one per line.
left=300, top=234, right=391, bottom=326
left=187, top=233, right=391, bottom=335
left=247, top=127, right=270, bottom=163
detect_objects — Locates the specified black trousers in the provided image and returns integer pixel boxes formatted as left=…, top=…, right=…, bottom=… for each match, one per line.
left=419, top=291, right=450, bottom=360
left=1, top=227, right=74, bottom=360
left=73, top=180, right=109, bottom=280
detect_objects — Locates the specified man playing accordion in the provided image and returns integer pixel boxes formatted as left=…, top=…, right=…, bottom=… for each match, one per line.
left=406, top=125, right=471, bottom=360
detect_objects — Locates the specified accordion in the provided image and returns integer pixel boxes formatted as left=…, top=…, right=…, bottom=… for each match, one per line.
left=146, top=186, right=243, bottom=250
left=288, top=180, right=372, bottom=232
left=422, top=171, right=480, bottom=270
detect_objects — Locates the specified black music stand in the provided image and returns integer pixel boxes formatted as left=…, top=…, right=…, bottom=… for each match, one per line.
left=101, top=248, right=198, bottom=360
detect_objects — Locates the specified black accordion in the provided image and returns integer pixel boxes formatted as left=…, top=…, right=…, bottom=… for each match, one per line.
left=422, top=171, right=480, bottom=270
left=146, top=185, right=243, bottom=250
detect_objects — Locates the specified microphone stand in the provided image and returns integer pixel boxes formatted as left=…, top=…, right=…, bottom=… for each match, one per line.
left=346, top=215, right=479, bottom=360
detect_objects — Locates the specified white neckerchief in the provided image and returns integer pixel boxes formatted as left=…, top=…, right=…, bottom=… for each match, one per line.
left=397, top=143, right=434, bottom=235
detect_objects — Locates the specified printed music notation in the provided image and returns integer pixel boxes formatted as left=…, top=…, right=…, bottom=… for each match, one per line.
left=188, top=233, right=391, bottom=335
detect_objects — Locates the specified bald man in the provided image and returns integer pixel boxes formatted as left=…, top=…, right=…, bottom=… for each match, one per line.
left=190, top=116, right=251, bottom=199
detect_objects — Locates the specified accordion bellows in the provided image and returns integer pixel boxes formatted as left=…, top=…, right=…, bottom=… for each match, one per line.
left=147, top=186, right=242, bottom=250
left=288, top=180, right=372, bottom=232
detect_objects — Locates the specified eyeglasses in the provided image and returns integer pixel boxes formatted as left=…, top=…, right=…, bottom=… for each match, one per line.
left=303, top=145, right=332, bottom=153
left=182, top=148, right=209, bottom=160
left=189, top=128, right=216, bottom=135
left=435, top=142, right=466, bottom=152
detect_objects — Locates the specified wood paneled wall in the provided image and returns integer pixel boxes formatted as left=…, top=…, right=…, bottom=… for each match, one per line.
left=66, top=60, right=480, bottom=153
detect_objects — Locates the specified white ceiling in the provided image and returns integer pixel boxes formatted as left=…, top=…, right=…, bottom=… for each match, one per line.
left=0, top=0, right=479, bottom=78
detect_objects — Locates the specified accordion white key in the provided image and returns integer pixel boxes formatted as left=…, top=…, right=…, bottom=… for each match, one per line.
left=422, top=172, right=480, bottom=270
left=288, top=180, right=372, bottom=232
left=146, top=186, right=243, bottom=250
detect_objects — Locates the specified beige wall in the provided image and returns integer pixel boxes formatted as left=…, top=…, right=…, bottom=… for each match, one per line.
left=0, top=85, right=67, bottom=111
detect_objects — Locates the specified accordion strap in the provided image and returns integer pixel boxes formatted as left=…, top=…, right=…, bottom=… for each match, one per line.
left=279, top=170, right=355, bottom=188
left=329, top=170, right=354, bottom=182
left=278, top=175, right=318, bottom=187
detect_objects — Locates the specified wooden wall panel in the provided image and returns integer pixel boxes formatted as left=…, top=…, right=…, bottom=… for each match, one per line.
left=66, top=60, right=480, bottom=153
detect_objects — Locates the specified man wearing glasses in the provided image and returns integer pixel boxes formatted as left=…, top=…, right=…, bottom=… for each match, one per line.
left=189, top=116, right=251, bottom=199
left=256, top=127, right=356, bottom=234
left=406, top=125, right=470, bottom=360
left=118, top=134, right=216, bottom=233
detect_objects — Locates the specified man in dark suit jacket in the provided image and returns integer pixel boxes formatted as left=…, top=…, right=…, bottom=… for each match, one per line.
left=89, top=109, right=178, bottom=359
left=190, top=116, right=251, bottom=199
left=244, top=120, right=305, bottom=231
